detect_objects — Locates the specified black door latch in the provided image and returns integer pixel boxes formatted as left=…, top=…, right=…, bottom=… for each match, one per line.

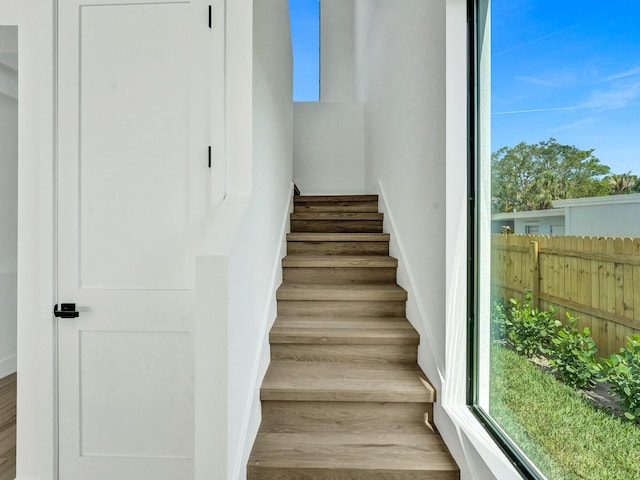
left=54, top=303, right=79, bottom=318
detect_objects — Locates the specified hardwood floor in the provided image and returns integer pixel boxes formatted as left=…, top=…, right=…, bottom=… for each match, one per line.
left=0, top=373, right=16, bottom=480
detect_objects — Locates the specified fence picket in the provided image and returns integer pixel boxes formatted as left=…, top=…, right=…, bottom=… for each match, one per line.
left=491, top=234, right=640, bottom=357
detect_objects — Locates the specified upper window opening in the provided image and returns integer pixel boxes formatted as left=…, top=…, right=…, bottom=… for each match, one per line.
left=289, top=0, right=320, bottom=101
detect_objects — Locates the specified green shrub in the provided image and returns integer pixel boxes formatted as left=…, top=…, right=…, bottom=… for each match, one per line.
left=506, top=292, right=561, bottom=357
left=601, top=334, right=640, bottom=423
left=547, top=312, right=599, bottom=389
left=490, top=297, right=509, bottom=340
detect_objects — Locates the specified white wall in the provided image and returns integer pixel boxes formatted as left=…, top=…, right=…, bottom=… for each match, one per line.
left=227, top=2, right=293, bottom=477
left=293, top=102, right=365, bottom=194
left=343, top=0, right=520, bottom=478
left=195, top=4, right=293, bottom=480
left=320, top=0, right=355, bottom=102
left=0, top=26, right=18, bottom=379
left=563, top=197, right=640, bottom=238
left=17, top=0, right=58, bottom=477
left=355, top=0, right=446, bottom=377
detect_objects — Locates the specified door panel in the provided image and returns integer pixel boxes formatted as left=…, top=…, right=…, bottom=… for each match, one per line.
left=79, top=3, right=192, bottom=290
left=57, top=1, right=209, bottom=478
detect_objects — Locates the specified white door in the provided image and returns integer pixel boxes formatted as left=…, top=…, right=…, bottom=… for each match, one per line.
left=57, top=1, right=210, bottom=479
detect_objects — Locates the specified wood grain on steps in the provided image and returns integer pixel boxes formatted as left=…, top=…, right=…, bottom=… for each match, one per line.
left=249, top=193, right=459, bottom=479
left=291, top=212, right=383, bottom=221
left=294, top=203, right=379, bottom=213
left=286, top=232, right=390, bottom=256
left=259, top=401, right=433, bottom=434
left=282, top=255, right=397, bottom=283
left=269, top=317, right=419, bottom=345
left=270, top=343, right=418, bottom=364
left=293, top=194, right=379, bottom=203
left=276, top=283, right=407, bottom=301
left=248, top=431, right=458, bottom=480
left=278, top=299, right=406, bottom=317
left=283, top=255, right=397, bottom=268
left=290, top=212, right=384, bottom=234
left=261, top=361, right=435, bottom=403
left=287, top=232, right=390, bottom=242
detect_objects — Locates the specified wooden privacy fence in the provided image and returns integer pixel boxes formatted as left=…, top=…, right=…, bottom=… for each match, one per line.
left=492, top=234, right=640, bottom=358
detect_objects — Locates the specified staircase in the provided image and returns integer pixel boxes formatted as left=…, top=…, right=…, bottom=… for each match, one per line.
left=247, top=194, right=459, bottom=479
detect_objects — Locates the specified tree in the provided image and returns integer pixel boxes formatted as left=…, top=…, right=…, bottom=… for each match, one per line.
left=605, top=171, right=639, bottom=195
left=492, top=138, right=610, bottom=213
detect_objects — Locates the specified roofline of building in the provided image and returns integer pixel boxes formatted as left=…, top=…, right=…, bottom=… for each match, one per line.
left=552, top=193, right=640, bottom=208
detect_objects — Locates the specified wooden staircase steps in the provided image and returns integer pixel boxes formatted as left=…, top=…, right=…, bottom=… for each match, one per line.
left=286, top=232, right=391, bottom=256
left=260, top=361, right=434, bottom=403
left=290, top=212, right=384, bottom=233
left=277, top=283, right=407, bottom=301
left=282, top=255, right=397, bottom=284
left=293, top=194, right=380, bottom=213
left=248, top=432, right=458, bottom=480
left=247, top=194, right=459, bottom=479
left=270, top=316, right=419, bottom=345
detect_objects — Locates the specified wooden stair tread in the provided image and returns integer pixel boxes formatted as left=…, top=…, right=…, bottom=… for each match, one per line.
left=248, top=431, right=458, bottom=473
left=287, top=232, right=390, bottom=242
left=261, top=361, right=435, bottom=403
left=277, top=283, right=407, bottom=301
left=276, top=315, right=409, bottom=323
left=259, top=401, right=431, bottom=434
left=294, top=195, right=379, bottom=203
left=283, top=255, right=397, bottom=268
left=291, top=212, right=383, bottom=221
left=270, top=317, right=419, bottom=345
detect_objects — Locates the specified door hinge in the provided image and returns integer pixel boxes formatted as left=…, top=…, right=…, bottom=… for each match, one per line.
left=208, top=145, right=212, bottom=168
left=208, top=5, right=212, bottom=28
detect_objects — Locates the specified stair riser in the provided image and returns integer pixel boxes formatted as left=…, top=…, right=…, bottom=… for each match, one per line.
left=270, top=344, right=418, bottom=364
left=294, top=203, right=379, bottom=213
left=259, top=401, right=433, bottom=433
left=278, top=301, right=406, bottom=317
left=248, top=468, right=459, bottom=480
left=287, top=241, right=389, bottom=256
left=260, top=389, right=431, bottom=403
left=291, top=220, right=383, bottom=233
left=283, top=267, right=396, bottom=285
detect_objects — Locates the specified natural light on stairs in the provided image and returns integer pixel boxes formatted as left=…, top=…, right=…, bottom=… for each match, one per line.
left=247, top=194, right=460, bottom=479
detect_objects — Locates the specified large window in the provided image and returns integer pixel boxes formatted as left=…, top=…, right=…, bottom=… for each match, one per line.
left=471, top=2, right=640, bottom=478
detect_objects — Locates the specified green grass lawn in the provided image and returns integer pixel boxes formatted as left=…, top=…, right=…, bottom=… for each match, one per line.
left=489, top=345, right=640, bottom=480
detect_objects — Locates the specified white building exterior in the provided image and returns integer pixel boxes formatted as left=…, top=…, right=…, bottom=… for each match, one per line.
left=556, top=193, right=640, bottom=238
left=492, top=193, right=640, bottom=238
left=6, top=1, right=519, bottom=480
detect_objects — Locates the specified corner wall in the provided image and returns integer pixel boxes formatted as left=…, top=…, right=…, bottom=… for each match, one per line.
left=227, top=1, right=293, bottom=477
left=293, top=102, right=365, bottom=195
left=0, top=26, right=18, bottom=378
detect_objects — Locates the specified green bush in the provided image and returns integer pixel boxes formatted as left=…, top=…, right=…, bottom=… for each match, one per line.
left=601, top=334, right=640, bottom=423
left=547, top=312, right=599, bottom=389
left=490, top=297, right=509, bottom=340
left=506, top=292, right=561, bottom=358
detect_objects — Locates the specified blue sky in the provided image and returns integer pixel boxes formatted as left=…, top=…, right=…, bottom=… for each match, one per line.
left=288, top=0, right=640, bottom=175
left=289, top=0, right=319, bottom=101
left=492, top=0, right=640, bottom=175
